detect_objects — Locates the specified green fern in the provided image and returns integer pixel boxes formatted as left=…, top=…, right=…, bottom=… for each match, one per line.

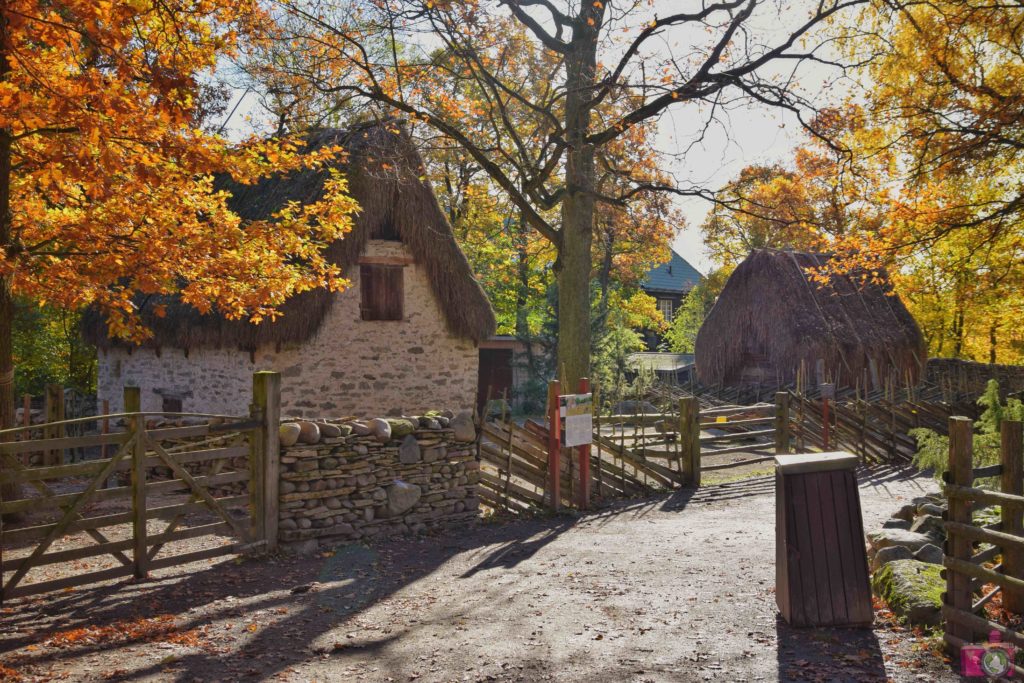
left=912, top=379, right=1017, bottom=486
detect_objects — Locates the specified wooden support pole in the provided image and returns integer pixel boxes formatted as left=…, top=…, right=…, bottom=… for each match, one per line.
left=547, top=380, right=561, bottom=511
left=577, top=377, right=591, bottom=510
left=20, top=394, right=30, bottom=466
left=124, top=386, right=147, bottom=579
left=678, top=397, right=700, bottom=487
left=43, top=384, right=64, bottom=467
left=251, top=371, right=281, bottom=552
left=774, top=392, right=790, bottom=455
left=1001, top=420, right=1024, bottom=613
left=945, top=416, right=975, bottom=647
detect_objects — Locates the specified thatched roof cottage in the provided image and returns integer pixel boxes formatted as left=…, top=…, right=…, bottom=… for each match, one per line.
left=694, top=249, right=925, bottom=390
left=85, top=122, right=496, bottom=417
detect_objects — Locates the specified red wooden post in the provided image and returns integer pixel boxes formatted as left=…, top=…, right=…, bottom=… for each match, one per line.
left=547, top=380, right=561, bottom=511
left=577, top=377, right=591, bottom=510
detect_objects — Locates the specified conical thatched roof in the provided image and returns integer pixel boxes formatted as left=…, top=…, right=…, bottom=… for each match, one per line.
left=84, top=121, right=496, bottom=350
left=694, top=249, right=925, bottom=389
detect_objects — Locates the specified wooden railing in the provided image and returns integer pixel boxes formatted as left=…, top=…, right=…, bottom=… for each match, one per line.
left=0, top=371, right=280, bottom=602
left=942, top=416, right=1024, bottom=669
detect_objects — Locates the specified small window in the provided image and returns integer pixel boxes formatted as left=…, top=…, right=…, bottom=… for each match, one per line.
left=657, top=298, right=674, bottom=322
left=360, top=264, right=404, bottom=321
left=162, top=396, right=183, bottom=413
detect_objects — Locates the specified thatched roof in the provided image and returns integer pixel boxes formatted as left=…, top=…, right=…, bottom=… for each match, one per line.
left=694, top=249, right=925, bottom=389
left=84, top=122, right=496, bottom=350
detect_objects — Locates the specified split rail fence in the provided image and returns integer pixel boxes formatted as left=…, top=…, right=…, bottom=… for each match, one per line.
left=942, top=416, right=1024, bottom=671
left=0, top=372, right=281, bottom=602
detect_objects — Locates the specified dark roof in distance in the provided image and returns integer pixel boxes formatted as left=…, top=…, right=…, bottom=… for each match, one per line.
left=642, top=248, right=702, bottom=294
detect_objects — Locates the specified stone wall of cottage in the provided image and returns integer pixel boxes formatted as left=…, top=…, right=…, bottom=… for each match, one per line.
left=277, top=415, right=480, bottom=544
left=97, top=240, right=480, bottom=418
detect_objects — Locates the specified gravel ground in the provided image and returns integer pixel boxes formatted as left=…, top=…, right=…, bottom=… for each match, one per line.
left=0, top=465, right=960, bottom=682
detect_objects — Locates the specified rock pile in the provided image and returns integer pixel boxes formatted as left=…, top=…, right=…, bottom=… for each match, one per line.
left=276, top=413, right=480, bottom=546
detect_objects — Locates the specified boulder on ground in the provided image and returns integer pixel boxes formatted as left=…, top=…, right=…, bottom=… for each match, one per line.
left=918, top=502, right=945, bottom=517
left=882, top=518, right=912, bottom=530
left=871, top=559, right=943, bottom=625
left=893, top=504, right=918, bottom=522
left=871, top=545, right=914, bottom=571
left=867, top=529, right=935, bottom=555
left=909, top=514, right=945, bottom=542
left=451, top=412, right=476, bottom=442
left=279, top=422, right=301, bottom=447
left=914, top=543, right=944, bottom=565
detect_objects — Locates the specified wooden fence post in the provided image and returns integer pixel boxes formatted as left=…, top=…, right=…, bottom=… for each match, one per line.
left=251, top=371, right=281, bottom=552
left=547, top=380, right=561, bottom=511
left=678, top=397, right=700, bottom=487
left=945, top=416, right=974, bottom=646
left=124, top=386, right=148, bottom=579
left=775, top=392, right=790, bottom=455
left=577, top=377, right=591, bottom=510
left=1002, top=420, right=1024, bottom=613
left=43, top=384, right=64, bottom=467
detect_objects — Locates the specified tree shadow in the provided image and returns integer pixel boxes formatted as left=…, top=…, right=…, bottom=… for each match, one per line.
left=0, top=514, right=580, bottom=682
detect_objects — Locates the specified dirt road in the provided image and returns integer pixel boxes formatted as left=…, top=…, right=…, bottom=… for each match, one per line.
left=1, top=466, right=958, bottom=682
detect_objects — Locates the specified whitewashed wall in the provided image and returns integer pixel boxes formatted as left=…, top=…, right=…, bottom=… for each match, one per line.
left=97, top=241, right=480, bottom=418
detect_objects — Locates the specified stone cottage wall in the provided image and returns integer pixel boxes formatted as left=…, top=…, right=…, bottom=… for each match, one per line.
left=277, top=415, right=480, bottom=544
left=97, top=240, right=480, bottom=417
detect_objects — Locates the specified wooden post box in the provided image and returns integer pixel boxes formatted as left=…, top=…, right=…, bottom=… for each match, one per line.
left=775, top=452, right=873, bottom=627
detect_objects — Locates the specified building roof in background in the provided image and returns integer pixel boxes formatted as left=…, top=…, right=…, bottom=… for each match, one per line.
left=627, top=352, right=695, bottom=373
left=641, top=248, right=702, bottom=294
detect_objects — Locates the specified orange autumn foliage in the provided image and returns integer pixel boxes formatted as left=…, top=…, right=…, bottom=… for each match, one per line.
left=0, top=1, right=359, bottom=341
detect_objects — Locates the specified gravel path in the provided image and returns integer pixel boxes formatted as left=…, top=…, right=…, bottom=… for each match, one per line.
left=1, top=466, right=959, bottom=682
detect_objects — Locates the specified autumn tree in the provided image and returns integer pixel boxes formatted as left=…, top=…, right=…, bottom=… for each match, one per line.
left=267, top=0, right=869, bottom=387
left=0, top=0, right=359, bottom=446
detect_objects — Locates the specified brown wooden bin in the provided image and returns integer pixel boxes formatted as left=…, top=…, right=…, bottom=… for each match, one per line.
left=775, top=452, right=873, bottom=627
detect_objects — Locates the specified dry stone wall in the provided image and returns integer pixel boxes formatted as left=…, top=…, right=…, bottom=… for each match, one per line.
left=277, top=412, right=480, bottom=545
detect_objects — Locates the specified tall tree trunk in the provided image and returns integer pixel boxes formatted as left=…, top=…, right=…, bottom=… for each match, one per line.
left=556, top=18, right=600, bottom=389
left=0, top=8, right=19, bottom=512
left=989, top=321, right=998, bottom=364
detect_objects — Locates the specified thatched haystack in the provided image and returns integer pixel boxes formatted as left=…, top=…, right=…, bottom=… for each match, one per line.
left=694, top=249, right=925, bottom=390
left=83, top=121, right=496, bottom=350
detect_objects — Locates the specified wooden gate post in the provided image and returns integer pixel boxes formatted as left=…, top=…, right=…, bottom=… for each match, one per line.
left=124, top=386, right=148, bottom=579
left=945, top=416, right=974, bottom=646
left=43, top=384, right=64, bottom=467
left=547, top=380, right=561, bottom=511
left=251, top=371, right=281, bottom=552
left=678, top=397, right=700, bottom=487
left=577, top=377, right=591, bottom=510
left=774, top=392, right=790, bottom=455
left=1001, top=420, right=1024, bottom=613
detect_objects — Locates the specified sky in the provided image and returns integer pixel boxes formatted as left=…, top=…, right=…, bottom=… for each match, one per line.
left=220, top=0, right=842, bottom=278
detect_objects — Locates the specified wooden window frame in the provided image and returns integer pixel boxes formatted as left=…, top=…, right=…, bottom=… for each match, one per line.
left=359, top=263, right=405, bottom=321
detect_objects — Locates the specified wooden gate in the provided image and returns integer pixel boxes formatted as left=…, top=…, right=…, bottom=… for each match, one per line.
left=0, top=372, right=280, bottom=601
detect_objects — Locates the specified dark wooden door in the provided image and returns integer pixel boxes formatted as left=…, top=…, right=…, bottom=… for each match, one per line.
left=478, top=349, right=514, bottom=416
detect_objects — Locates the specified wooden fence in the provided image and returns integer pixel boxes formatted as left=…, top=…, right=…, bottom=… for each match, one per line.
left=0, top=372, right=280, bottom=602
left=477, top=385, right=792, bottom=514
left=942, top=416, right=1024, bottom=668
left=790, top=393, right=975, bottom=466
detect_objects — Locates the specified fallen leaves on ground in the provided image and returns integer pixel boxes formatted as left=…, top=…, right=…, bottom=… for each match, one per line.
left=41, top=615, right=208, bottom=650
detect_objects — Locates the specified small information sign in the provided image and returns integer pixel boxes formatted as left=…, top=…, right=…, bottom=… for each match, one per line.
left=559, top=393, right=593, bottom=447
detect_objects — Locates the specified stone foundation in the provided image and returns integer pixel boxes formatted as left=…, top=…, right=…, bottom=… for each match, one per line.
left=277, top=414, right=480, bottom=545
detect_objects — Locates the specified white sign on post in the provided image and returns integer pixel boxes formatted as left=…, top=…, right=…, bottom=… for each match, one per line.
left=559, top=393, right=593, bottom=447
